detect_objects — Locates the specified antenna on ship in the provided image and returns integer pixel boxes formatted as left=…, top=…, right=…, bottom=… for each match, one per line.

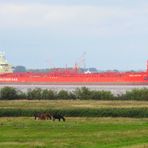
left=146, top=60, right=148, bottom=73
left=75, top=52, right=86, bottom=70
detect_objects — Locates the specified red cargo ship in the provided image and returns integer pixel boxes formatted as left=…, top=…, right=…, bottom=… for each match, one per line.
left=0, top=52, right=148, bottom=85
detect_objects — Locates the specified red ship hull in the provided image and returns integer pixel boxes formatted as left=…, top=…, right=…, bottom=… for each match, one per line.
left=0, top=71, right=148, bottom=85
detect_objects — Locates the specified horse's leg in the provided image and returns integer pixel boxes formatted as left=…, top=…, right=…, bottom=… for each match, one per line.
left=34, top=114, right=38, bottom=120
left=45, top=114, right=48, bottom=120
left=43, top=115, right=46, bottom=120
left=39, top=114, right=44, bottom=120
left=62, top=117, right=65, bottom=122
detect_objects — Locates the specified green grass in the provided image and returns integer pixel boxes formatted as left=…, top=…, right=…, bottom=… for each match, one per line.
left=1, top=100, right=148, bottom=118
left=0, top=100, right=148, bottom=147
left=0, top=100, right=148, bottom=109
left=0, top=117, right=148, bottom=148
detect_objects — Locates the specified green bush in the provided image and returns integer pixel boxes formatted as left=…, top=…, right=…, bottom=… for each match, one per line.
left=68, top=92, right=76, bottom=100
left=41, top=89, right=56, bottom=100
left=1, top=86, right=148, bottom=100
left=74, top=87, right=92, bottom=100
left=57, top=90, right=70, bottom=100
left=119, top=88, right=148, bottom=101
left=0, top=87, right=18, bottom=100
left=17, top=90, right=27, bottom=99
left=90, top=90, right=114, bottom=100
left=27, top=88, right=42, bottom=100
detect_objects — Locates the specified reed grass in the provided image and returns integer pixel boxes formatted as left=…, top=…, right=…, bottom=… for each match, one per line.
left=0, top=100, right=148, bottom=109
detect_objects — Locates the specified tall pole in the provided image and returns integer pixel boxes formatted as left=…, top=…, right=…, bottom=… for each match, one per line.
left=147, top=60, right=148, bottom=73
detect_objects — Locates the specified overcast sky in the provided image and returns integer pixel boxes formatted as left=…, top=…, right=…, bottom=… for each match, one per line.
left=0, top=0, right=148, bottom=70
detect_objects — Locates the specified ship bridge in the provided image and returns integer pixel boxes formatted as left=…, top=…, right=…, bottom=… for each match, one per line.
left=0, top=51, right=13, bottom=73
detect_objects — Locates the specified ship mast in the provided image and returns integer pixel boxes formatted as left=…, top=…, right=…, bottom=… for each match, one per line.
left=146, top=60, right=148, bottom=73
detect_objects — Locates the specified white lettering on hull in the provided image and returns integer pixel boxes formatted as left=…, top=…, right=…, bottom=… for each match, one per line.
left=0, top=78, right=18, bottom=81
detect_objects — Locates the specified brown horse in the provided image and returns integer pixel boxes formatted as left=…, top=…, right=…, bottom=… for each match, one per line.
left=34, top=112, right=52, bottom=120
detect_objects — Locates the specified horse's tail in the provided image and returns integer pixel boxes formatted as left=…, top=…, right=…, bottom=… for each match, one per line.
left=47, top=115, right=52, bottom=120
left=46, top=113, right=52, bottom=120
left=49, top=115, right=52, bottom=120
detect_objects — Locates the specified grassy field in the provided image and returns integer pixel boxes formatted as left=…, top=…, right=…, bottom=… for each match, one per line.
left=0, top=100, right=148, bottom=109
left=0, top=117, right=148, bottom=148
left=0, top=100, right=148, bottom=147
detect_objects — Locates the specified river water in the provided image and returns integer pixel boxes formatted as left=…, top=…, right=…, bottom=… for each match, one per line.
left=0, top=84, right=148, bottom=95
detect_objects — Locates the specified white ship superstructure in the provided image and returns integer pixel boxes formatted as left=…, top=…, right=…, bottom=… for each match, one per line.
left=0, top=52, right=13, bottom=73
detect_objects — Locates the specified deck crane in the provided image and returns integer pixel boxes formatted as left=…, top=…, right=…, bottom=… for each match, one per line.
left=75, top=52, right=87, bottom=71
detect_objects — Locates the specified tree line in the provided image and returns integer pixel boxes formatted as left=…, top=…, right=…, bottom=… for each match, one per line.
left=0, top=86, right=148, bottom=100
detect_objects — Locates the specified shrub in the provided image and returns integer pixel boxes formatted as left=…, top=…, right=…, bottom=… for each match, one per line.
left=91, top=90, right=114, bottom=100
left=41, top=89, right=56, bottom=100
left=0, top=108, right=148, bottom=118
left=74, top=87, right=92, bottom=100
left=17, top=90, right=27, bottom=99
left=69, top=92, right=76, bottom=100
left=119, top=88, right=148, bottom=101
left=57, top=90, right=70, bottom=100
left=0, top=86, right=148, bottom=100
left=27, top=88, right=42, bottom=100
left=0, top=87, right=18, bottom=100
